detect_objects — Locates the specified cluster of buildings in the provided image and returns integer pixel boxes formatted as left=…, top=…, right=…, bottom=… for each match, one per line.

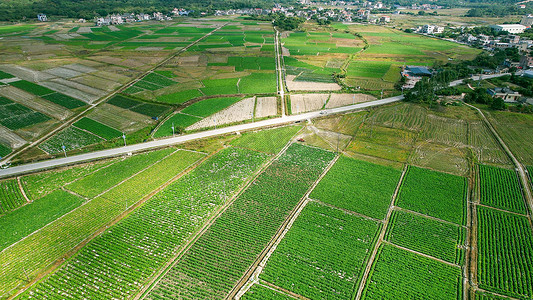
left=95, top=12, right=175, bottom=26
left=415, top=24, right=444, bottom=34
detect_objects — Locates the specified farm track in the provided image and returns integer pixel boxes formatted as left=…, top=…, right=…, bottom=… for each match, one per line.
left=354, top=164, right=407, bottom=300
left=16, top=177, right=29, bottom=203
left=230, top=153, right=340, bottom=299
left=310, top=198, right=382, bottom=223
left=138, top=130, right=303, bottom=299
left=382, top=241, right=460, bottom=268
left=7, top=149, right=208, bottom=300
left=392, top=206, right=467, bottom=228
left=274, top=29, right=286, bottom=117
left=0, top=24, right=226, bottom=166
left=259, top=280, right=306, bottom=299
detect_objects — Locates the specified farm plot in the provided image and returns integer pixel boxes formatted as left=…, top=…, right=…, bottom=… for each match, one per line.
left=0, top=179, right=26, bottom=214
left=310, top=156, right=401, bottom=220
left=155, top=89, right=204, bottom=105
left=409, top=142, right=469, bottom=176
left=181, top=96, right=242, bottom=118
left=468, top=121, right=511, bottom=167
left=242, top=284, right=293, bottom=300
left=21, top=148, right=265, bottom=300
left=0, top=149, right=203, bottom=298
left=73, top=117, right=122, bottom=140
left=146, top=144, right=336, bottom=300
left=153, top=113, right=202, bottom=138
left=420, top=114, right=468, bottom=147
left=1, top=85, right=72, bottom=120
left=126, top=72, right=178, bottom=94
left=0, top=96, right=51, bottom=130
left=22, top=159, right=114, bottom=200
left=66, top=148, right=173, bottom=199
left=314, top=111, right=367, bottom=136
left=385, top=209, right=466, bottom=265
left=367, top=102, right=427, bottom=132
left=0, top=143, right=11, bottom=157
left=478, top=164, right=526, bottom=214
left=485, top=110, right=533, bottom=165
left=347, top=124, right=416, bottom=162
left=107, top=95, right=170, bottom=118
left=87, top=103, right=155, bottom=134
left=477, top=206, right=533, bottom=299
left=187, top=97, right=254, bottom=130
left=0, top=190, right=84, bottom=251
left=290, top=94, right=329, bottom=114
left=231, top=125, right=302, bottom=154
left=325, top=93, right=375, bottom=109
left=396, top=166, right=467, bottom=225
left=286, top=75, right=342, bottom=92
left=361, top=244, right=462, bottom=299
left=38, top=126, right=104, bottom=154
left=41, top=92, right=87, bottom=109
left=255, top=96, right=277, bottom=118
left=260, top=201, right=381, bottom=300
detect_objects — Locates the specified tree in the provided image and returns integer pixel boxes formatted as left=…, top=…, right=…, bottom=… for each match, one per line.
left=490, top=97, right=506, bottom=110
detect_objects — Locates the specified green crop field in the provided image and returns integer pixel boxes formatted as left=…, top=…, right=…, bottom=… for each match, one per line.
left=9, top=80, right=54, bottom=96
left=362, top=244, right=462, bottom=299
left=231, top=126, right=301, bottom=154
left=396, top=166, right=467, bottom=225
left=0, top=143, right=11, bottom=157
left=242, top=284, right=293, bottom=300
left=385, top=210, right=466, bottom=264
left=260, top=201, right=381, bottom=299
left=0, top=179, right=26, bottom=214
left=22, top=160, right=113, bottom=200
left=107, top=95, right=170, bottom=118
left=310, top=156, right=401, bottom=220
left=181, top=96, right=242, bottom=118
left=0, top=71, right=15, bottom=79
left=0, top=96, right=51, bottom=130
left=66, top=149, right=173, bottom=198
left=42, top=93, right=87, bottom=109
left=153, top=113, right=202, bottom=138
left=155, top=89, right=203, bottom=104
left=22, top=148, right=265, bottom=299
left=0, top=149, right=203, bottom=298
left=73, top=117, right=122, bottom=140
left=147, top=144, right=335, bottom=299
left=39, top=126, right=104, bottom=154
left=0, top=190, right=83, bottom=251
left=486, top=110, right=533, bottom=165
left=478, top=164, right=526, bottom=214
left=477, top=206, right=533, bottom=298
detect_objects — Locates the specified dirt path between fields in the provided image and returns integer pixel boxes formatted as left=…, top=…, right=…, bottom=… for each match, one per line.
left=354, top=164, right=407, bottom=300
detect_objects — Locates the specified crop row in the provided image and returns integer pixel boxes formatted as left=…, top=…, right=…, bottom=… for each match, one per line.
left=20, top=148, right=266, bottom=299
left=396, top=166, right=467, bottom=225
left=73, top=117, right=122, bottom=140
left=361, top=244, right=462, bottom=299
left=0, top=179, right=26, bottom=214
left=478, top=164, right=526, bottom=214
left=385, top=209, right=465, bottom=265
left=230, top=126, right=301, bottom=155
left=146, top=143, right=336, bottom=299
left=477, top=206, right=533, bottom=299
left=259, top=201, right=381, bottom=300
left=0, top=149, right=202, bottom=298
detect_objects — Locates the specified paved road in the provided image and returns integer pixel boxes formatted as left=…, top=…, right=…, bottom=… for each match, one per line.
left=0, top=96, right=403, bottom=179
left=449, top=73, right=511, bottom=87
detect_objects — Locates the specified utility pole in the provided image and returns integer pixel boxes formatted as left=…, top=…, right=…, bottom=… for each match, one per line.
left=122, top=132, right=126, bottom=147
left=61, top=144, right=67, bottom=158
left=171, top=122, right=175, bottom=136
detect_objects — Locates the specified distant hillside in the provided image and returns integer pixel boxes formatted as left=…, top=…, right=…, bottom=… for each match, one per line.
left=0, top=0, right=280, bottom=21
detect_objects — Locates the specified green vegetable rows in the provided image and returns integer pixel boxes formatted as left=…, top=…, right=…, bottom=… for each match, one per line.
left=146, top=144, right=336, bottom=299
left=21, top=148, right=263, bottom=299
left=385, top=210, right=466, bottom=265
left=478, top=164, right=526, bottom=214
left=260, top=201, right=381, bottom=300
left=477, top=206, right=533, bottom=298
left=396, top=166, right=467, bottom=225
left=0, top=179, right=26, bottom=214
